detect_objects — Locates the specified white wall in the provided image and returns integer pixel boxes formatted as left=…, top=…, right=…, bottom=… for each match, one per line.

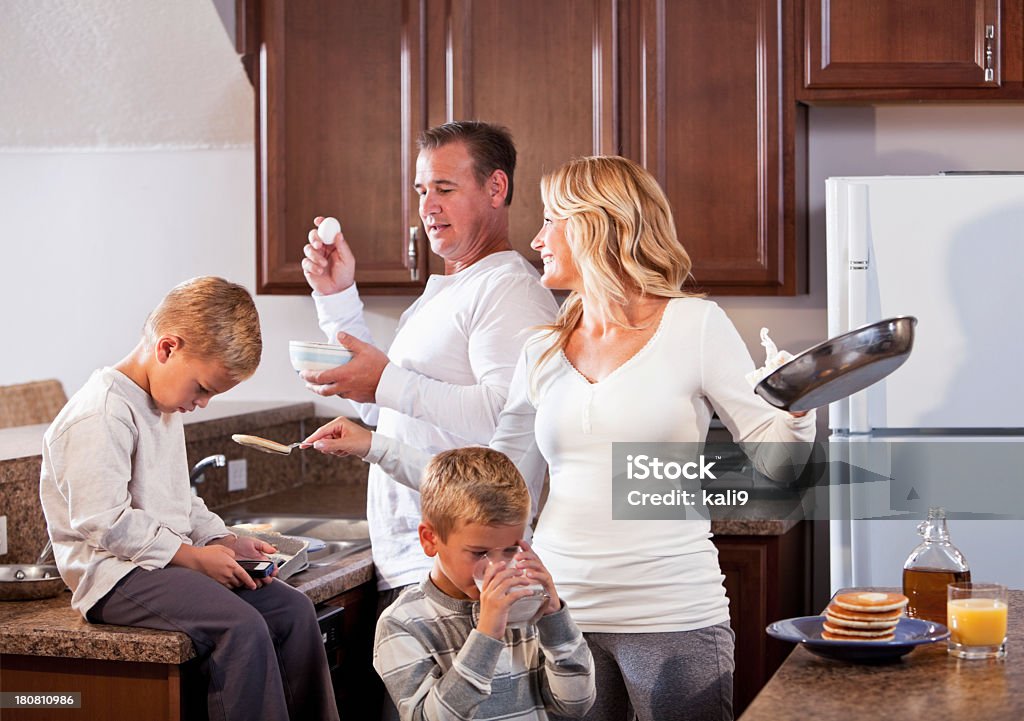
left=0, top=0, right=251, bottom=149
left=0, top=0, right=407, bottom=417
left=0, top=148, right=412, bottom=415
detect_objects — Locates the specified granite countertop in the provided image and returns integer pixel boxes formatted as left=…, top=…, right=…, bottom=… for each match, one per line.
left=219, top=480, right=795, bottom=537
left=0, top=548, right=374, bottom=665
left=217, top=481, right=368, bottom=519
left=708, top=496, right=804, bottom=536
left=740, top=588, right=1024, bottom=720
left=0, top=422, right=50, bottom=463
left=0, top=479, right=372, bottom=666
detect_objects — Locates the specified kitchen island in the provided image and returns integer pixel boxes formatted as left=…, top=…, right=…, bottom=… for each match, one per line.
left=741, top=589, right=1024, bottom=720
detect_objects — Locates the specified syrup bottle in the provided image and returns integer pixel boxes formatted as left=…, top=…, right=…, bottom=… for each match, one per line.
left=902, top=507, right=970, bottom=625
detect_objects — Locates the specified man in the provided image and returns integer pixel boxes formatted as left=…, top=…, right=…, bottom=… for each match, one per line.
left=300, top=121, right=557, bottom=612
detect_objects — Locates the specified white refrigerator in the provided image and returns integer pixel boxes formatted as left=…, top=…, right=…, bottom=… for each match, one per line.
left=825, top=174, right=1024, bottom=593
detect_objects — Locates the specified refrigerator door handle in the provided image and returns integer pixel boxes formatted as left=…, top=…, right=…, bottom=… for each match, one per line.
left=846, top=183, right=871, bottom=434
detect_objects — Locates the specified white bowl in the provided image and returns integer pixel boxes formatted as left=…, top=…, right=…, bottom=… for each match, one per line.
left=288, top=340, right=353, bottom=372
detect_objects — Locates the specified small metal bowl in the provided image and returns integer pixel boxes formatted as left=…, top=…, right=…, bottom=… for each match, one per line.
left=0, top=564, right=67, bottom=601
left=755, top=316, right=917, bottom=413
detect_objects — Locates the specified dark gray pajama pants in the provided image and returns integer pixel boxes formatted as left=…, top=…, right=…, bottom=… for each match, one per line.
left=566, top=621, right=735, bottom=721
left=87, top=566, right=339, bottom=721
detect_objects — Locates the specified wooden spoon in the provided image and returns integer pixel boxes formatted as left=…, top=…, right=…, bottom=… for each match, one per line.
left=231, top=434, right=308, bottom=455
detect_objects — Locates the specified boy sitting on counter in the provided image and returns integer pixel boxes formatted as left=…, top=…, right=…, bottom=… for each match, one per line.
left=39, top=276, right=339, bottom=721
left=373, top=447, right=595, bottom=721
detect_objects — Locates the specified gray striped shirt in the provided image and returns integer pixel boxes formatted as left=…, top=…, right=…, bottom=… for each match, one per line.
left=373, top=579, right=595, bottom=720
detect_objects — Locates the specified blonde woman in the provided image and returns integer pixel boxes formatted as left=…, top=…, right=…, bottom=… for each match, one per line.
left=306, top=156, right=815, bottom=721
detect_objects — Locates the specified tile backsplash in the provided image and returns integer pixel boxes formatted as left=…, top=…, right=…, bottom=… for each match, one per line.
left=299, top=417, right=369, bottom=489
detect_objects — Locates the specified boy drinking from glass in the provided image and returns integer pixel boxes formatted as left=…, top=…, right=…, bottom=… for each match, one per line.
left=373, top=446, right=594, bottom=720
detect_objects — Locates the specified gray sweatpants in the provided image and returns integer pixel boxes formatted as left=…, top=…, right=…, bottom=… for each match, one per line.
left=87, top=567, right=339, bottom=721
left=571, top=622, right=735, bottom=721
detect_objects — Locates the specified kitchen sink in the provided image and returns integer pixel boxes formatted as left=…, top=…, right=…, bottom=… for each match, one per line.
left=225, top=515, right=371, bottom=567
left=305, top=540, right=371, bottom=567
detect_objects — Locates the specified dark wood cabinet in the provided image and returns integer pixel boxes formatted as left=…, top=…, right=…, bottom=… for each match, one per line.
left=623, top=0, right=806, bottom=295
left=0, top=654, right=206, bottom=721
left=244, top=0, right=808, bottom=296
left=248, top=0, right=428, bottom=294
left=0, top=584, right=381, bottom=721
left=798, top=0, right=1024, bottom=101
left=437, top=0, right=618, bottom=271
left=319, top=581, right=380, bottom=719
left=246, top=0, right=616, bottom=293
left=713, top=523, right=808, bottom=717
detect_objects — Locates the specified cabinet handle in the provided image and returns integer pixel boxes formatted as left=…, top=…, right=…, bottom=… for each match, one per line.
left=407, top=227, right=420, bottom=282
left=985, top=24, right=995, bottom=82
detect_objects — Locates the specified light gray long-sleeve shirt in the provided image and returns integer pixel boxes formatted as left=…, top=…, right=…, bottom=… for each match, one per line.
left=374, top=579, right=595, bottom=721
left=39, top=368, right=231, bottom=618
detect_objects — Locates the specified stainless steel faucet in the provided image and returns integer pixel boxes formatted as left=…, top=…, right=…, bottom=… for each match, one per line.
left=190, top=454, right=226, bottom=486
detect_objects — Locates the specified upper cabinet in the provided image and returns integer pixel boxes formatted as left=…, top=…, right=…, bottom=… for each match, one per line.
left=247, top=0, right=426, bottom=294
left=244, top=0, right=806, bottom=295
left=439, top=0, right=618, bottom=276
left=798, top=0, right=1024, bottom=101
left=625, top=0, right=805, bottom=295
left=246, top=0, right=616, bottom=294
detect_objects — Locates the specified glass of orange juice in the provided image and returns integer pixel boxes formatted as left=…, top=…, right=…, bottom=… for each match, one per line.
left=947, top=582, right=1008, bottom=659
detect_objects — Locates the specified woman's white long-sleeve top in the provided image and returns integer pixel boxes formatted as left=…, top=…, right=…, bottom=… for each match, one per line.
left=367, top=298, right=815, bottom=632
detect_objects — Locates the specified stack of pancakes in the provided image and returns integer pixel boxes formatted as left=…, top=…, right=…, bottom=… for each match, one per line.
left=822, top=591, right=908, bottom=641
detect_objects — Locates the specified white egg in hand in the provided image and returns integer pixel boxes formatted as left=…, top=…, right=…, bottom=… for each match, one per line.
left=317, top=217, right=341, bottom=245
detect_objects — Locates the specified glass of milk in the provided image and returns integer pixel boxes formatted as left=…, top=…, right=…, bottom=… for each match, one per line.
left=472, top=546, right=548, bottom=627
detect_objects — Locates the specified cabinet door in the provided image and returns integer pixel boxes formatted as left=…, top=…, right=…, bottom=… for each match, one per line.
left=254, top=0, right=428, bottom=294
left=803, top=0, right=1000, bottom=88
left=716, top=539, right=769, bottom=716
left=625, top=0, right=805, bottom=295
left=714, top=525, right=808, bottom=717
left=439, top=0, right=618, bottom=266
left=320, top=582, right=380, bottom=719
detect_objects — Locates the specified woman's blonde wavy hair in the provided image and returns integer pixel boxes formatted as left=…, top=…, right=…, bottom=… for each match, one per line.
left=531, top=155, right=702, bottom=384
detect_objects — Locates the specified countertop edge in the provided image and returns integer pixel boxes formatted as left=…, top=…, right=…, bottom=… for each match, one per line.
left=0, top=548, right=375, bottom=665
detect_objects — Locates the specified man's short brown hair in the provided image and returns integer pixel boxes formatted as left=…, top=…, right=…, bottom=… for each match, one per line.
left=418, top=121, right=517, bottom=205
left=144, top=276, right=262, bottom=381
left=421, top=447, right=530, bottom=541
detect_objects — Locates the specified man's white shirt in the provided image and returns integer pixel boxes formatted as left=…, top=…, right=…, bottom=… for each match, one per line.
left=313, top=250, right=558, bottom=590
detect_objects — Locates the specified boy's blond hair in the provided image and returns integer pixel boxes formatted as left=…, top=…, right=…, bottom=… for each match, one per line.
left=421, top=447, right=530, bottom=542
left=143, top=276, right=262, bottom=381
